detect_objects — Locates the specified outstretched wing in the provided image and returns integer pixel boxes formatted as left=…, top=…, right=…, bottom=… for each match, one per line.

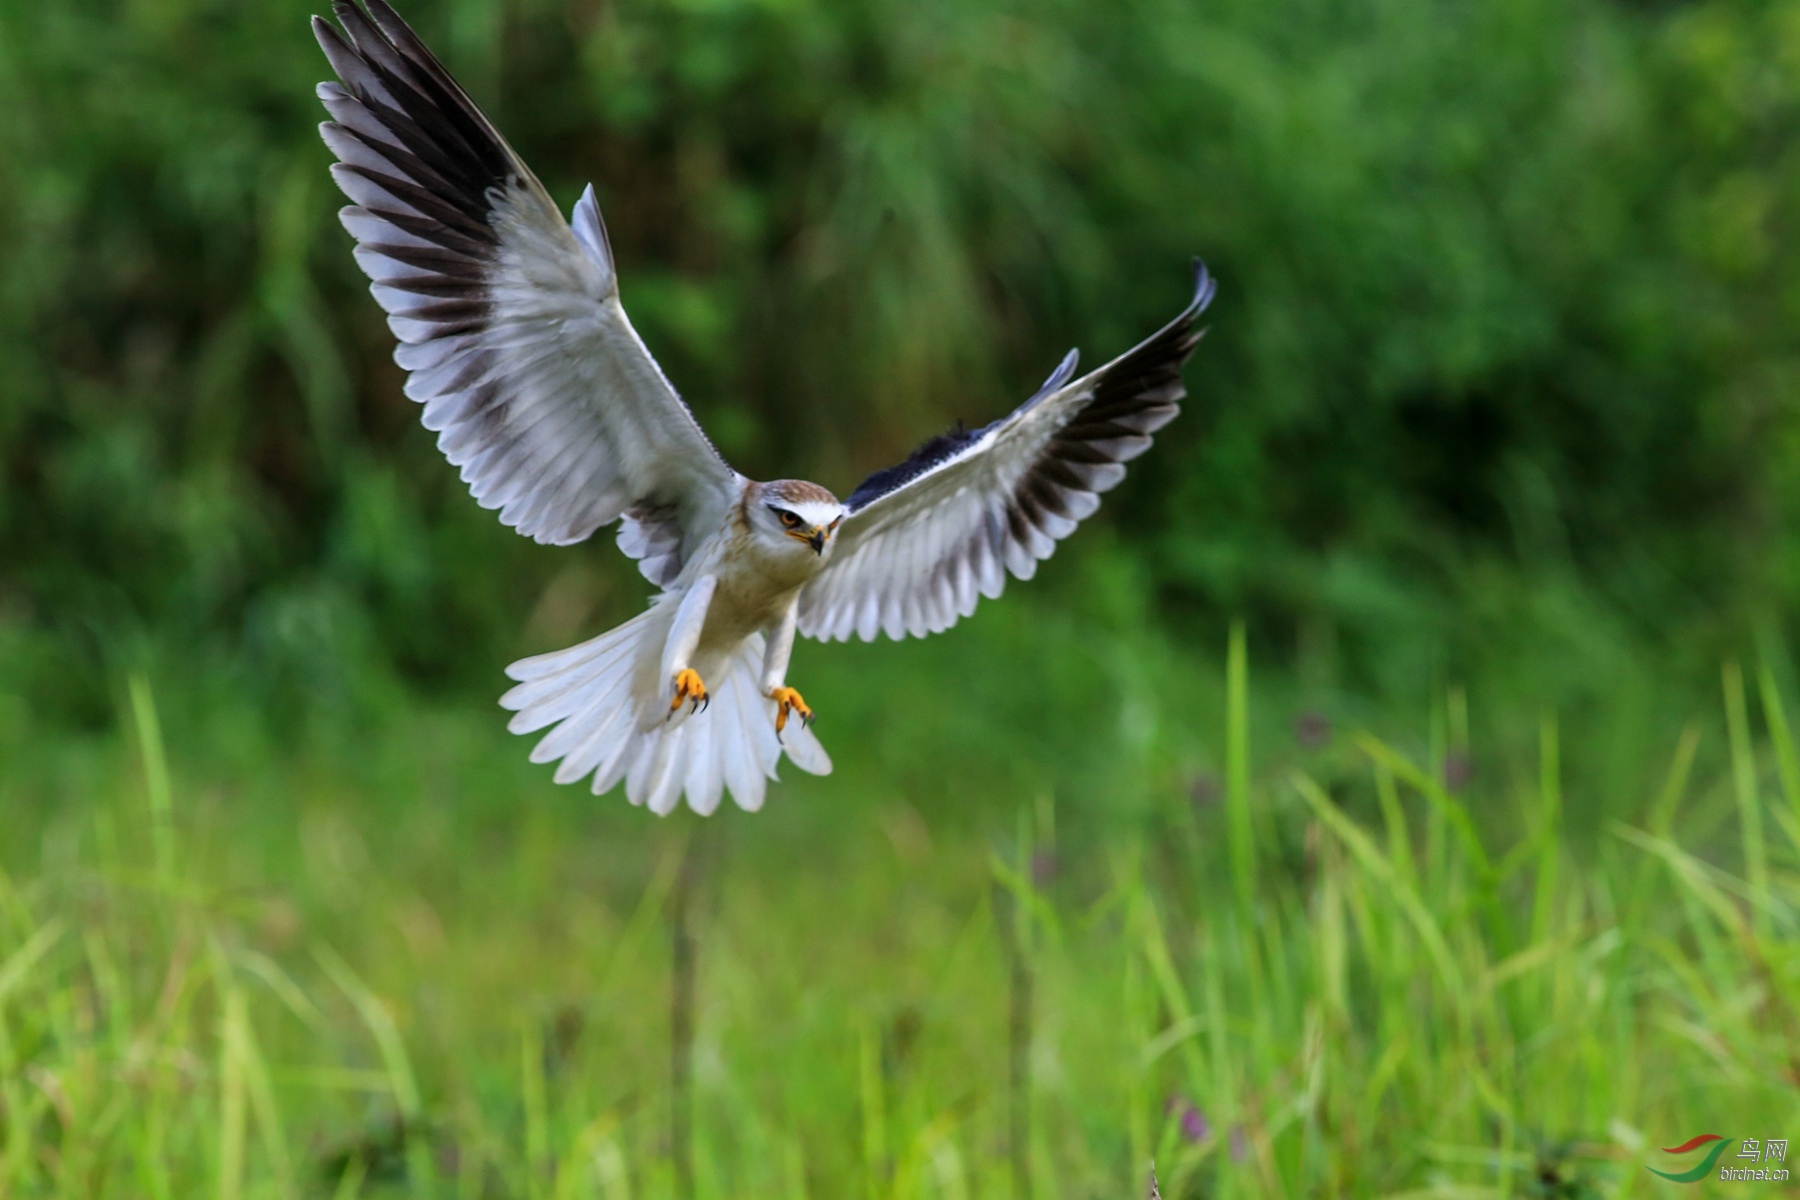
left=798, top=263, right=1215, bottom=642
left=314, top=0, right=739, bottom=567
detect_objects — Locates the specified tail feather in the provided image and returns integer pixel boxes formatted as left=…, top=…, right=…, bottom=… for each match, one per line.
left=720, top=660, right=766, bottom=808
left=503, top=636, right=639, bottom=726
left=518, top=627, right=649, bottom=760
left=505, top=625, right=628, bottom=681
left=504, top=609, right=652, bottom=733
left=630, top=728, right=684, bottom=815
left=552, top=698, right=634, bottom=785
left=500, top=613, right=832, bottom=815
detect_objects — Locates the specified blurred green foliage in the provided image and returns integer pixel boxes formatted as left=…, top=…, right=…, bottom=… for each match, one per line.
left=4, top=0, right=1800, bottom=722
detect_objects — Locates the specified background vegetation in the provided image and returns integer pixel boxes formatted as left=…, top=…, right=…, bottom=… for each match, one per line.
left=3, top=0, right=1800, bottom=1194
left=12, top=0, right=1800, bottom=715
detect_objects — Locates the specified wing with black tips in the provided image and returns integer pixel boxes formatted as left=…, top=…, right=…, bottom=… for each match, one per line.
left=313, top=0, right=740, bottom=564
left=798, top=262, right=1215, bottom=642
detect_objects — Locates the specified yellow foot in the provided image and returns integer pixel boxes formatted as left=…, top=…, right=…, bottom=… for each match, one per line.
left=768, top=685, right=813, bottom=734
left=670, top=668, right=709, bottom=714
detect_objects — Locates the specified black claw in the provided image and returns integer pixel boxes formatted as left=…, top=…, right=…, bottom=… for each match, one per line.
left=699, top=695, right=710, bottom=714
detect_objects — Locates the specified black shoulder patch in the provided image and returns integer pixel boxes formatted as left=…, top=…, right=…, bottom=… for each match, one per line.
left=846, top=421, right=991, bottom=512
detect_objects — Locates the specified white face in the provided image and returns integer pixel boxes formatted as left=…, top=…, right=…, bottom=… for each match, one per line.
left=758, top=497, right=844, bottom=560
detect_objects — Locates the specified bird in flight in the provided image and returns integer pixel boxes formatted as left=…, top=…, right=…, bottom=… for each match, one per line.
left=313, top=0, right=1216, bottom=816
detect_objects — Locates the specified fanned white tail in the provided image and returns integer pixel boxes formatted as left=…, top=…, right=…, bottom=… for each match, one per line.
left=499, top=608, right=831, bottom=815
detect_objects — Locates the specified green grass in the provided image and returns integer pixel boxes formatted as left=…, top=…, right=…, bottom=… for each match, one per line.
left=2, top=625, right=1798, bottom=1198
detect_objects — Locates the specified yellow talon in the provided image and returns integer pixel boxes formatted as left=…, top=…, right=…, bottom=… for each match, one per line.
left=670, top=668, right=708, bottom=713
left=769, top=685, right=812, bottom=733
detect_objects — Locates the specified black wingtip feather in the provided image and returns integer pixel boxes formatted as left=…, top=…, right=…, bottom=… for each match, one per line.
left=314, top=0, right=529, bottom=256
left=364, top=0, right=435, bottom=58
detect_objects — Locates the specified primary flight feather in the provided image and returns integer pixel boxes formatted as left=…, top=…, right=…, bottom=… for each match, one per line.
left=313, top=0, right=1216, bottom=815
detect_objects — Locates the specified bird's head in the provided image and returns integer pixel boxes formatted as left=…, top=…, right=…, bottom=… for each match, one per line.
left=751, top=479, right=844, bottom=561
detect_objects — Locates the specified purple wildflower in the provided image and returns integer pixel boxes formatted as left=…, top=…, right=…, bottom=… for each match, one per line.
left=1164, top=1095, right=1211, bottom=1144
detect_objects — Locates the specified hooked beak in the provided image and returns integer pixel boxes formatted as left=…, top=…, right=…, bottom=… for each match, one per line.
left=785, top=526, right=829, bottom=554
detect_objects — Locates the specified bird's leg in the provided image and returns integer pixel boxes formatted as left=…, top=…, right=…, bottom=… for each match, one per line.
left=661, top=575, right=718, bottom=716
left=670, top=668, right=708, bottom=713
left=769, top=686, right=813, bottom=734
left=760, top=601, right=814, bottom=734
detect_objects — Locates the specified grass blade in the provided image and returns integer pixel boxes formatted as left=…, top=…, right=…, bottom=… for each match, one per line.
left=1355, top=736, right=1491, bottom=880
left=128, top=673, right=175, bottom=886
left=1755, top=660, right=1800, bottom=851
left=0, top=920, right=63, bottom=1006
left=1721, top=661, right=1768, bottom=938
left=523, top=1019, right=549, bottom=1200
left=217, top=981, right=248, bottom=1200
left=1226, top=621, right=1254, bottom=911
left=1530, top=713, right=1560, bottom=948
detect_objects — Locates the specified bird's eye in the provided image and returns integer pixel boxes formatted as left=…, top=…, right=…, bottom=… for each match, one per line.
left=778, top=510, right=801, bottom=528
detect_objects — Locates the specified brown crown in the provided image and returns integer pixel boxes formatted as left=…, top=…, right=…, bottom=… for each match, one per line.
left=763, top=479, right=841, bottom=507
